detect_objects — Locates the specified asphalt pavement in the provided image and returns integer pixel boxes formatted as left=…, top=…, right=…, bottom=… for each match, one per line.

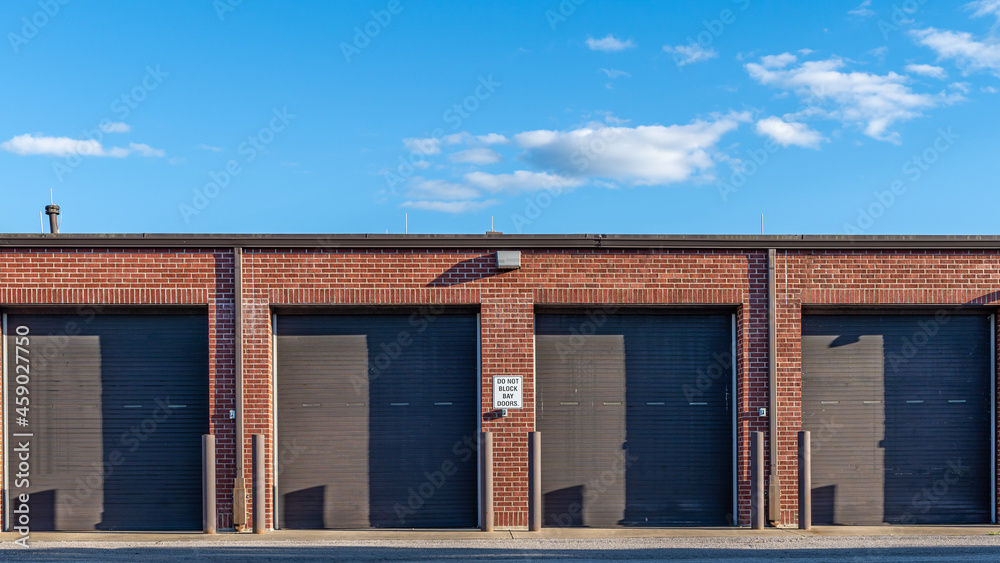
left=2, top=527, right=1000, bottom=562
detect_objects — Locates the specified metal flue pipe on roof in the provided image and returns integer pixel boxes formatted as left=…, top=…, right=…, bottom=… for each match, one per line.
left=45, top=204, right=60, bottom=234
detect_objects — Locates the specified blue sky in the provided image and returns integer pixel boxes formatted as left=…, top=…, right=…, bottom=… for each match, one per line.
left=2, top=0, right=1000, bottom=235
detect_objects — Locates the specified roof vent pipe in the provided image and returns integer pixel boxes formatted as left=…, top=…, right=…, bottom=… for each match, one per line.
left=45, top=204, right=60, bottom=234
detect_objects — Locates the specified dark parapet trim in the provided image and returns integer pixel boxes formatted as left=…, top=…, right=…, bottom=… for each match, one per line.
left=5, top=232, right=1000, bottom=250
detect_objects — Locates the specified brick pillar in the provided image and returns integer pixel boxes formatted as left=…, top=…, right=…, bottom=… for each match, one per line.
left=209, top=250, right=237, bottom=530
left=737, top=250, right=770, bottom=526
left=480, top=289, right=534, bottom=528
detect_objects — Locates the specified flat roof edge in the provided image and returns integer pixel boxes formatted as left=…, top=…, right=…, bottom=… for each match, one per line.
left=3, top=233, right=1000, bottom=249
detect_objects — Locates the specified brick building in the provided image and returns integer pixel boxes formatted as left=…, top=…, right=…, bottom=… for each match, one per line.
left=2, top=233, right=997, bottom=530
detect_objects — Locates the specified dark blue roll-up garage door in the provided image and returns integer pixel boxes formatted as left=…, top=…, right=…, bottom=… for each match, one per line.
left=275, top=313, right=479, bottom=529
left=536, top=311, right=735, bottom=527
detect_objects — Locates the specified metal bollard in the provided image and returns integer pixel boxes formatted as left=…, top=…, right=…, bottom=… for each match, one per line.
left=529, top=432, right=542, bottom=531
left=253, top=434, right=266, bottom=534
left=202, top=434, right=216, bottom=534
left=798, top=431, right=811, bottom=530
left=751, top=431, right=764, bottom=530
left=480, top=431, right=493, bottom=532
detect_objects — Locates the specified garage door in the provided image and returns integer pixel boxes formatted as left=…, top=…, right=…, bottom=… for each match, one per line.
left=4, top=313, right=208, bottom=531
left=535, top=312, right=734, bottom=527
left=802, top=313, right=992, bottom=525
left=275, top=313, right=478, bottom=529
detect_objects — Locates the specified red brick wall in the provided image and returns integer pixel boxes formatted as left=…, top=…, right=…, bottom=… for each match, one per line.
left=241, top=248, right=765, bottom=528
left=739, top=251, right=771, bottom=526
left=774, top=250, right=1000, bottom=526
left=3, top=244, right=998, bottom=530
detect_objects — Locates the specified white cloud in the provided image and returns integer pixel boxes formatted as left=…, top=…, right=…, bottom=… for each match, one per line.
left=403, top=137, right=441, bottom=155
left=464, top=170, right=586, bottom=193
left=905, top=63, right=948, bottom=79
left=755, top=116, right=825, bottom=148
left=404, top=132, right=509, bottom=156
left=512, top=112, right=749, bottom=186
left=746, top=56, right=960, bottom=142
left=127, top=142, right=165, bottom=157
left=586, top=34, right=635, bottom=52
left=2, top=134, right=103, bottom=156
left=950, top=81, right=972, bottom=93
left=400, top=199, right=499, bottom=213
left=600, top=68, right=631, bottom=79
left=406, top=179, right=483, bottom=201
left=967, top=0, right=1000, bottom=21
left=199, top=143, right=223, bottom=152
left=100, top=121, right=130, bottom=133
left=448, top=148, right=502, bottom=165
left=849, top=0, right=875, bottom=17
left=912, top=27, right=1000, bottom=77
left=760, top=53, right=797, bottom=69
left=663, top=43, right=718, bottom=66
left=0, top=134, right=165, bottom=158
left=983, top=85, right=999, bottom=93
left=442, top=133, right=468, bottom=144
left=389, top=114, right=753, bottom=212
left=476, top=133, right=508, bottom=145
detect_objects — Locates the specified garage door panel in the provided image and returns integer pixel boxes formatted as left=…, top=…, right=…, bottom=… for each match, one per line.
left=802, top=314, right=991, bottom=525
left=276, top=314, right=477, bottom=529
left=5, top=314, right=208, bottom=531
left=536, top=314, right=733, bottom=527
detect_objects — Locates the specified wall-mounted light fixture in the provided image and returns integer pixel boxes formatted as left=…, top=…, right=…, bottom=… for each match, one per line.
left=496, top=250, right=521, bottom=270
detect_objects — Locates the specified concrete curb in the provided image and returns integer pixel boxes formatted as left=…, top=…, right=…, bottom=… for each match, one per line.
left=1, top=525, right=997, bottom=543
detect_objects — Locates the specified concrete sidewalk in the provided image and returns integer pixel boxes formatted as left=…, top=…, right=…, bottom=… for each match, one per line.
left=2, top=525, right=997, bottom=543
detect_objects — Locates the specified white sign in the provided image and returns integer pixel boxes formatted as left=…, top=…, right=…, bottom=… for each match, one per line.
left=493, top=376, right=523, bottom=409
